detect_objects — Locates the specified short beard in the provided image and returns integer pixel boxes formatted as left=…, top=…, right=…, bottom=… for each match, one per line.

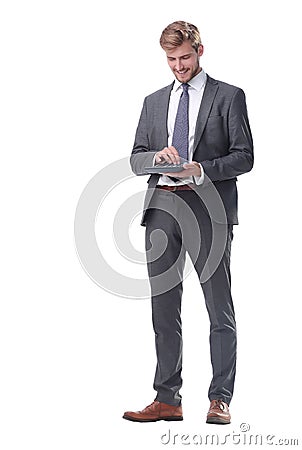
left=190, top=64, right=201, bottom=80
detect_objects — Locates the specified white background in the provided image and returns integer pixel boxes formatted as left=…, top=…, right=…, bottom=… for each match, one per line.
left=1, top=0, right=301, bottom=449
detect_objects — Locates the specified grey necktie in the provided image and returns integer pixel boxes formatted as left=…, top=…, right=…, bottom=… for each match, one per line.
left=172, top=83, right=189, bottom=160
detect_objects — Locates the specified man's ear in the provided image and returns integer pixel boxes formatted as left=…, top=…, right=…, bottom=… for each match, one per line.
left=198, top=45, right=204, bottom=57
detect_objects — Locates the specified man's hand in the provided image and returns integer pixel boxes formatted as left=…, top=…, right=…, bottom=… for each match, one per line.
left=166, top=161, right=202, bottom=178
left=155, top=147, right=202, bottom=178
left=155, top=146, right=180, bottom=164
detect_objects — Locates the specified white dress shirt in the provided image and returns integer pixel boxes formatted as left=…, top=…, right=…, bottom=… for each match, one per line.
left=157, top=69, right=207, bottom=186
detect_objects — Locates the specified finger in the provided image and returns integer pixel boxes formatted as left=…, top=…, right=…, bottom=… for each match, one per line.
left=155, top=150, right=166, bottom=163
left=155, top=151, right=170, bottom=163
left=168, top=145, right=179, bottom=155
left=167, top=146, right=180, bottom=164
left=165, top=154, right=178, bottom=165
left=161, top=153, right=173, bottom=163
left=159, top=151, right=174, bottom=164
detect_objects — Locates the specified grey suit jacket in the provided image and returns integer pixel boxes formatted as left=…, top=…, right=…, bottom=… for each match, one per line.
left=130, top=75, right=254, bottom=226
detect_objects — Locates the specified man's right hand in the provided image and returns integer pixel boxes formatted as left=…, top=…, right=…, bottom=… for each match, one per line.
left=155, top=146, right=180, bottom=164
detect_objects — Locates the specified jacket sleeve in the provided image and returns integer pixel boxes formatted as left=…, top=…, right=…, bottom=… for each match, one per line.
left=129, top=98, right=158, bottom=176
left=201, top=88, right=254, bottom=181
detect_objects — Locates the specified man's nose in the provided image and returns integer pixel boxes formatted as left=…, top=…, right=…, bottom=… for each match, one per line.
left=175, top=59, right=184, bottom=71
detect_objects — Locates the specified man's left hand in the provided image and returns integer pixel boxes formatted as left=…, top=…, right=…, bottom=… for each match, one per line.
left=165, top=162, right=202, bottom=178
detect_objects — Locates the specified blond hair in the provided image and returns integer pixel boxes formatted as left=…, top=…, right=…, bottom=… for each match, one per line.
left=160, top=21, right=202, bottom=52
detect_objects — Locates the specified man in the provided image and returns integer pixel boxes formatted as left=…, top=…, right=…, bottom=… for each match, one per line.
left=123, top=21, right=253, bottom=424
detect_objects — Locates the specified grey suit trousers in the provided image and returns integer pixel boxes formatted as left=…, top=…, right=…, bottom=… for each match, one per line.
left=145, top=188, right=236, bottom=406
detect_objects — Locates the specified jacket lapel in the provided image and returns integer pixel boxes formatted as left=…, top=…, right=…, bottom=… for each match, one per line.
left=193, top=76, right=218, bottom=152
left=156, top=82, right=174, bottom=148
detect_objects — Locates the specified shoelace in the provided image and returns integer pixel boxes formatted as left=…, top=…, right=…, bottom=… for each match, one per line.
left=141, top=401, right=157, bottom=413
left=212, top=400, right=225, bottom=411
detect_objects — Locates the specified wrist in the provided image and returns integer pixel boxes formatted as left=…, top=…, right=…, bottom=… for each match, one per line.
left=193, top=162, right=201, bottom=176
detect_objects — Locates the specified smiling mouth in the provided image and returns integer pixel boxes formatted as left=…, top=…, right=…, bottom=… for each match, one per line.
left=176, top=70, right=188, bottom=75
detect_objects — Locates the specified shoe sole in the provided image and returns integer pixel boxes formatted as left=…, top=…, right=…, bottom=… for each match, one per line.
left=206, top=417, right=230, bottom=425
left=123, top=415, right=183, bottom=423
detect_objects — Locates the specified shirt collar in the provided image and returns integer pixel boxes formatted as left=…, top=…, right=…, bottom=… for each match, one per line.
left=173, top=69, right=207, bottom=92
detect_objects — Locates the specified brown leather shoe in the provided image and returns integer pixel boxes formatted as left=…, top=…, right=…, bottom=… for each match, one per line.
left=123, top=400, right=183, bottom=422
left=206, top=399, right=231, bottom=424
